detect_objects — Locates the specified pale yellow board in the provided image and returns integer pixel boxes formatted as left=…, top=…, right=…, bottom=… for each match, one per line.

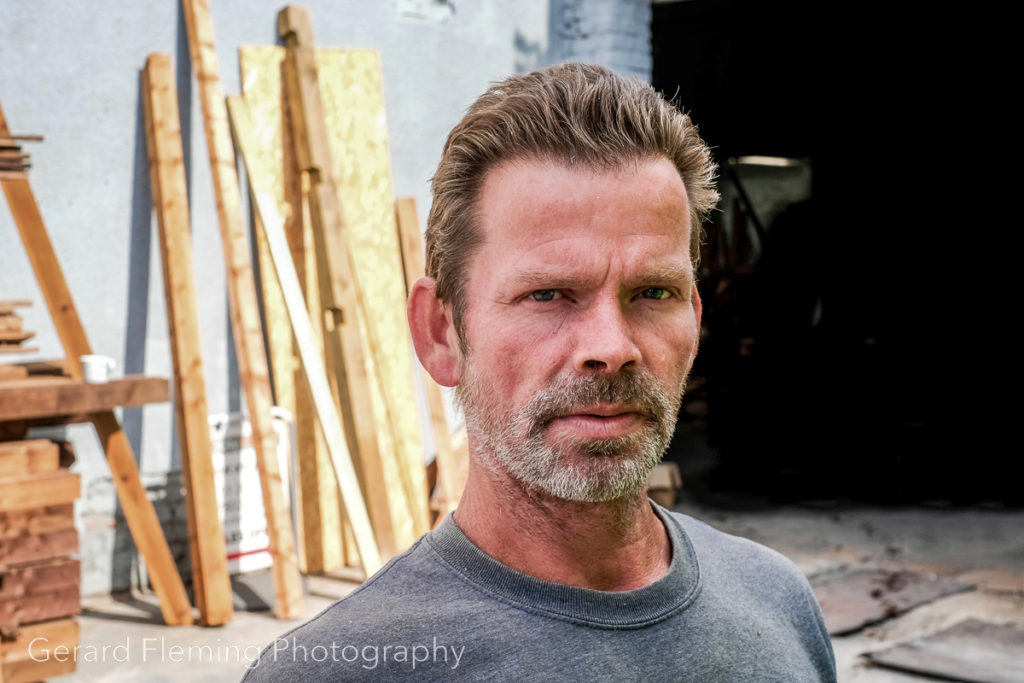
left=240, top=47, right=351, bottom=570
left=240, top=46, right=428, bottom=549
left=318, top=49, right=430, bottom=538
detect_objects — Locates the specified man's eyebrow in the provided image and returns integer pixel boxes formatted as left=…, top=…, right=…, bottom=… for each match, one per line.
left=508, top=269, right=590, bottom=289
left=630, top=264, right=693, bottom=284
left=507, top=265, right=693, bottom=289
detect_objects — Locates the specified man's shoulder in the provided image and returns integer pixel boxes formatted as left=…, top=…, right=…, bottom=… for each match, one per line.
left=242, top=535, right=462, bottom=679
left=660, top=506, right=811, bottom=593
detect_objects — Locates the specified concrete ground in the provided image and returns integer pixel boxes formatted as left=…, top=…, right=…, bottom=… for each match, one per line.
left=60, top=498, right=1024, bottom=682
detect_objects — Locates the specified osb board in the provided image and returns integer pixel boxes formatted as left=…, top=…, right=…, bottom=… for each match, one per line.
left=866, top=618, right=1024, bottom=683
left=811, top=569, right=973, bottom=635
left=240, top=47, right=355, bottom=571
left=240, top=46, right=428, bottom=547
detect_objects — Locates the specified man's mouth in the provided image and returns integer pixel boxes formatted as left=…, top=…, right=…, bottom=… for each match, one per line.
left=546, top=405, right=646, bottom=440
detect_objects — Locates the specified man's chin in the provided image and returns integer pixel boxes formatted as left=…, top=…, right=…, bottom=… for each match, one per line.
left=511, top=444, right=660, bottom=503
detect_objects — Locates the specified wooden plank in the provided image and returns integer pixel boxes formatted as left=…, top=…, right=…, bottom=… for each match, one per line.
left=227, top=93, right=382, bottom=577
left=0, top=528, right=77, bottom=568
left=273, top=31, right=402, bottom=560
left=180, top=0, right=303, bottom=619
left=0, top=617, right=77, bottom=662
left=394, top=197, right=466, bottom=522
left=0, top=587, right=79, bottom=638
left=0, top=471, right=78, bottom=513
left=0, top=440, right=58, bottom=478
left=310, top=47, right=431, bottom=540
left=0, top=505, right=74, bottom=541
left=0, top=617, right=78, bottom=683
left=0, top=302, right=30, bottom=315
left=0, top=99, right=193, bottom=626
left=278, top=8, right=427, bottom=550
left=91, top=411, right=194, bottom=625
left=0, top=558, right=79, bottom=601
left=238, top=47, right=348, bottom=573
left=0, top=347, right=38, bottom=355
left=866, top=618, right=1024, bottom=683
left=0, top=375, right=168, bottom=421
left=0, top=316, right=23, bottom=334
left=0, top=359, right=68, bottom=381
left=0, top=332, right=33, bottom=343
left=1, top=657, right=76, bottom=683
left=143, top=53, right=234, bottom=627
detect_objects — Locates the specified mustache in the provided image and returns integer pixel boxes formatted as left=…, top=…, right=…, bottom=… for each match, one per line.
left=522, top=369, right=674, bottom=434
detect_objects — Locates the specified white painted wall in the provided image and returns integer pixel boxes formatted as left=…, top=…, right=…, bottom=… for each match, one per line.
left=0, top=0, right=650, bottom=595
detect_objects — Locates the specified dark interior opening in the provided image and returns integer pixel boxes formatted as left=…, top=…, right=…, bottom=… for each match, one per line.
left=654, top=0, right=1021, bottom=504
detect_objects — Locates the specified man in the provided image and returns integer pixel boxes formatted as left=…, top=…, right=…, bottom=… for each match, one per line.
left=244, top=63, right=836, bottom=681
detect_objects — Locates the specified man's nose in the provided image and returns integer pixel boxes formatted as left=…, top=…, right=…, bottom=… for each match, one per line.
left=571, top=298, right=642, bottom=373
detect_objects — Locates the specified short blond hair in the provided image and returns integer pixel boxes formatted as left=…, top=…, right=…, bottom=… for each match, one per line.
left=426, top=63, right=718, bottom=341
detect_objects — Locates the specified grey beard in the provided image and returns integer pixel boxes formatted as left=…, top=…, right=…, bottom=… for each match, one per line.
left=457, top=362, right=684, bottom=503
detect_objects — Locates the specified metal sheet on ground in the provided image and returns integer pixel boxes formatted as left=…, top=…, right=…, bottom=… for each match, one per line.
left=866, top=618, right=1024, bottom=683
left=811, top=569, right=973, bottom=635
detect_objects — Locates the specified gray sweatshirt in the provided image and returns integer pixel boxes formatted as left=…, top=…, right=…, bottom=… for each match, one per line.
left=243, top=504, right=836, bottom=681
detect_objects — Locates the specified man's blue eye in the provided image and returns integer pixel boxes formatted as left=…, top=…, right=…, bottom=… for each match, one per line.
left=641, top=288, right=671, bottom=300
left=531, top=290, right=558, bottom=302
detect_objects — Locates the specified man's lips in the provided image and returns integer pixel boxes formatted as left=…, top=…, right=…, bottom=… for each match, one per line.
left=546, top=405, right=646, bottom=440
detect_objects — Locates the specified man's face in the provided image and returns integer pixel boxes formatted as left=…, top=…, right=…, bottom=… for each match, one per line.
left=455, top=157, right=702, bottom=502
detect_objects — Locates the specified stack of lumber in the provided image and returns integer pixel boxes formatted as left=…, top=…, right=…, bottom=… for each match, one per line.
left=0, top=439, right=81, bottom=683
left=0, top=302, right=37, bottom=355
left=0, top=135, right=38, bottom=180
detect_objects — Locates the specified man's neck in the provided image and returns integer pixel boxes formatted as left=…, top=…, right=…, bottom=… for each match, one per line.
left=452, top=452, right=672, bottom=592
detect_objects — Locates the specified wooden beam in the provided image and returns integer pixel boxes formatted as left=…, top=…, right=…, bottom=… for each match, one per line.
left=237, top=47, right=351, bottom=572
left=0, top=528, right=78, bottom=567
left=180, top=0, right=303, bottom=619
left=0, top=98, right=193, bottom=626
left=0, top=617, right=78, bottom=683
left=0, top=471, right=79, bottom=514
left=394, top=197, right=466, bottom=522
left=227, top=93, right=382, bottom=576
left=0, top=558, right=79, bottom=601
left=273, top=28, right=402, bottom=559
left=142, top=53, right=234, bottom=627
left=0, top=505, right=74, bottom=541
left=0, top=376, right=168, bottom=421
left=278, top=7, right=428, bottom=548
left=0, top=440, right=58, bottom=478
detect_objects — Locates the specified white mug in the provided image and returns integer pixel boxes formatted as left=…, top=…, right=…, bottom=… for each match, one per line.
left=80, top=354, right=117, bottom=384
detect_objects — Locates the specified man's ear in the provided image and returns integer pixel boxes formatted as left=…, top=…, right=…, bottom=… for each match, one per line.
left=408, top=277, right=462, bottom=387
left=692, top=284, right=703, bottom=332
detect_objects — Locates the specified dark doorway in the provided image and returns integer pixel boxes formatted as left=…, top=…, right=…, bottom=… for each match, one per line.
left=654, top=1, right=1021, bottom=504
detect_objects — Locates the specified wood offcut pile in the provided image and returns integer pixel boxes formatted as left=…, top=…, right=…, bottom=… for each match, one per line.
left=0, top=440, right=81, bottom=683
left=0, top=135, right=38, bottom=180
left=0, top=302, right=36, bottom=355
left=1, top=7, right=469, bottom=678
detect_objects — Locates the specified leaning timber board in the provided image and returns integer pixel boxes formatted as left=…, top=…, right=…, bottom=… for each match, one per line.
left=239, top=47, right=351, bottom=572
left=240, top=46, right=428, bottom=547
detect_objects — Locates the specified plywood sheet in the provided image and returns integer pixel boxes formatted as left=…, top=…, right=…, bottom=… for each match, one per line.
left=240, top=46, right=352, bottom=571
left=240, top=46, right=428, bottom=550
left=318, top=50, right=428, bottom=538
